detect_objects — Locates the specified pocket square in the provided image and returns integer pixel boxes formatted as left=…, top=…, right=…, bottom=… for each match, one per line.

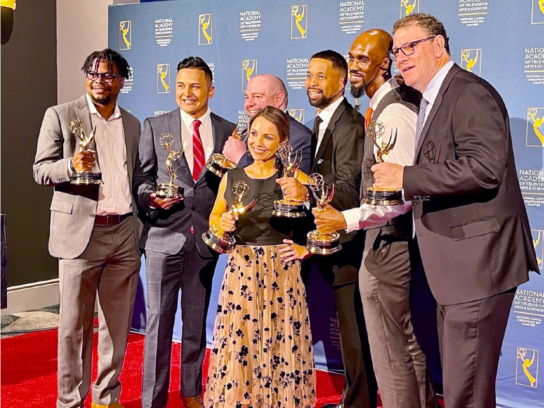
left=317, top=159, right=324, bottom=165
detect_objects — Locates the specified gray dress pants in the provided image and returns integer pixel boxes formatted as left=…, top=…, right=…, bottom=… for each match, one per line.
left=57, top=217, right=140, bottom=408
left=359, top=228, right=436, bottom=408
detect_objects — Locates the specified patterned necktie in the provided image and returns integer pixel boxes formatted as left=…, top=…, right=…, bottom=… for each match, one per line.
left=364, top=107, right=374, bottom=129
left=415, top=98, right=429, bottom=148
left=192, top=119, right=204, bottom=181
left=311, top=115, right=323, bottom=159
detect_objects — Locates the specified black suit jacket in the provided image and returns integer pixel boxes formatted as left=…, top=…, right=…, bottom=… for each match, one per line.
left=304, top=98, right=365, bottom=287
left=238, top=114, right=312, bottom=174
left=404, top=64, right=539, bottom=305
left=312, top=98, right=364, bottom=217
left=133, top=109, right=235, bottom=257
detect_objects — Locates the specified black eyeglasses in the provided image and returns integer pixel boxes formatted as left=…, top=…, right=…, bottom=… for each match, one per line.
left=86, top=71, right=123, bottom=83
left=389, top=36, right=436, bottom=60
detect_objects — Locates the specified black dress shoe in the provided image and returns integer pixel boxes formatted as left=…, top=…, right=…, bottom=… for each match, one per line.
left=321, top=404, right=344, bottom=408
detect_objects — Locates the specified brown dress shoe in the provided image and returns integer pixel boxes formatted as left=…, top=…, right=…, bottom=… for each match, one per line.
left=180, top=394, right=204, bottom=408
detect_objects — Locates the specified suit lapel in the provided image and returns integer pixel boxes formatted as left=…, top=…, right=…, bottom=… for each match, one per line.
left=168, top=110, right=193, bottom=182
left=120, top=107, right=135, bottom=183
left=73, top=95, right=94, bottom=149
left=415, top=64, right=461, bottom=158
left=210, top=113, right=225, bottom=154
left=315, top=99, right=348, bottom=162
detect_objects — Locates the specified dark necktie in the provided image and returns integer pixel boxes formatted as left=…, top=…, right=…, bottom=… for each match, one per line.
left=311, top=115, right=323, bottom=162
left=192, top=119, right=204, bottom=181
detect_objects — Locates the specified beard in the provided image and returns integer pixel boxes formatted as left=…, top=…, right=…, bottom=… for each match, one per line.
left=90, top=88, right=111, bottom=105
left=350, top=83, right=366, bottom=98
left=307, top=89, right=337, bottom=109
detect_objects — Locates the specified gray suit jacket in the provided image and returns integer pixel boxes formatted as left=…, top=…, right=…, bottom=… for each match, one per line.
left=133, top=109, right=235, bottom=257
left=33, top=95, right=142, bottom=259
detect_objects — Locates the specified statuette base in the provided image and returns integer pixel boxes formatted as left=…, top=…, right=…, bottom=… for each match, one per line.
left=70, top=171, right=103, bottom=185
left=364, top=187, right=404, bottom=206
left=306, top=230, right=342, bottom=256
left=156, top=183, right=184, bottom=199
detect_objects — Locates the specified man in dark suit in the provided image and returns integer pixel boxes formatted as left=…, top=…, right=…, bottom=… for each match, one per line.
left=133, top=57, right=235, bottom=408
left=373, top=14, right=539, bottom=408
left=222, top=74, right=312, bottom=173
left=282, top=50, right=377, bottom=408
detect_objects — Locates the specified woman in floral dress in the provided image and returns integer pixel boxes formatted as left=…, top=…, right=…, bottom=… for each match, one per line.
left=204, top=106, right=315, bottom=408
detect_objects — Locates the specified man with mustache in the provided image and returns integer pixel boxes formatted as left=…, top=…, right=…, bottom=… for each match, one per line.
left=283, top=50, right=377, bottom=408
left=33, top=49, right=141, bottom=408
left=133, top=56, right=235, bottom=408
left=311, top=30, right=437, bottom=408
left=222, top=74, right=312, bottom=173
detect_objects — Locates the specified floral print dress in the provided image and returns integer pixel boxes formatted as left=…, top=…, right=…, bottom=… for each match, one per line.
left=204, top=169, right=315, bottom=408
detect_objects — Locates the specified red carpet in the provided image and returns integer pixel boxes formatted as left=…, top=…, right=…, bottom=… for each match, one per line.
left=1, top=329, right=346, bottom=407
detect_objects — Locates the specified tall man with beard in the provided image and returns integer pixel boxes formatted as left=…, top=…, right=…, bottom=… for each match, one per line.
left=33, top=49, right=141, bottom=408
left=281, top=50, right=377, bottom=408
left=134, top=57, right=235, bottom=408
left=222, top=74, right=312, bottom=173
left=311, top=30, right=438, bottom=408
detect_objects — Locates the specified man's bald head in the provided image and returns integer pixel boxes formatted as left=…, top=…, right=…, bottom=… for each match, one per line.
left=244, top=74, right=289, bottom=117
left=348, top=29, right=393, bottom=99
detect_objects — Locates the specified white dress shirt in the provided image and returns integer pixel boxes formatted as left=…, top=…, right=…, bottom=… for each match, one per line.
left=422, top=60, right=454, bottom=125
left=86, top=94, right=132, bottom=215
left=180, top=107, right=214, bottom=173
left=315, top=96, right=345, bottom=156
left=342, top=78, right=418, bottom=232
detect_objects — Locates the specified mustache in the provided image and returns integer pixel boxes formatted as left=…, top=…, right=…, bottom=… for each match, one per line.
left=349, top=69, right=363, bottom=76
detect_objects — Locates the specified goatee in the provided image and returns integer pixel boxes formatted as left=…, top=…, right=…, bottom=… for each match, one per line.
left=350, top=85, right=365, bottom=99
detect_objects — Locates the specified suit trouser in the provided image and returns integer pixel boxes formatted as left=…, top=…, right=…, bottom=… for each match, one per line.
left=316, top=237, right=378, bottom=408
left=359, top=229, right=436, bottom=408
left=438, top=288, right=515, bottom=408
left=141, top=233, right=216, bottom=408
left=57, top=217, right=140, bottom=408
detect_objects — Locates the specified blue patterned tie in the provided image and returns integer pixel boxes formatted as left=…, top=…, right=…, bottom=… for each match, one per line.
left=415, top=97, right=429, bottom=148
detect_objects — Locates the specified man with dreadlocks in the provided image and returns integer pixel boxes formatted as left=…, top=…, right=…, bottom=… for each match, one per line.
left=33, top=49, right=141, bottom=408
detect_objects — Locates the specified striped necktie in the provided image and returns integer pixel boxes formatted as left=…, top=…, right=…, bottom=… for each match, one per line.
left=415, top=98, right=429, bottom=148
left=192, top=119, right=204, bottom=181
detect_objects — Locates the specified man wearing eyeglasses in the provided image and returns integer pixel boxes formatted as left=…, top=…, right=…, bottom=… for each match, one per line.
left=372, top=14, right=538, bottom=408
left=312, top=29, right=437, bottom=408
left=33, top=49, right=141, bottom=408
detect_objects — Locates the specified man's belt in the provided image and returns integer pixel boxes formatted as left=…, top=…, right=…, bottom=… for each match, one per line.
left=94, top=213, right=132, bottom=227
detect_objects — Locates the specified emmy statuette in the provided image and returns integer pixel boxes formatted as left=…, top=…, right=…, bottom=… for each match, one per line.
left=202, top=180, right=258, bottom=254
left=306, top=174, right=342, bottom=255
left=364, top=120, right=404, bottom=205
left=156, top=134, right=185, bottom=199
left=206, top=120, right=249, bottom=177
left=272, top=143, right=305, bottom=218
left=68, top=119, right=103, bottom=185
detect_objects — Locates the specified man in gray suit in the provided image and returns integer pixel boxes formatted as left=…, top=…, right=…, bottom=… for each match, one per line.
left=222, top=74, right=312, bottom=173
left=133, top=57, right=235, bottom=408
left=33, top=49, right=141, bottom=408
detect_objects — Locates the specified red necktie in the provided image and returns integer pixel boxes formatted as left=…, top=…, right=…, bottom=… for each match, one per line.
left=365, top=107, right=374, bottom=129
left=192, top=119, right=204, bottom=181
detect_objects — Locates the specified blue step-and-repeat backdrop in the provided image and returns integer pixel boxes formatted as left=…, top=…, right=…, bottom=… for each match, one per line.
left=109, top=1, right=544, bottom=406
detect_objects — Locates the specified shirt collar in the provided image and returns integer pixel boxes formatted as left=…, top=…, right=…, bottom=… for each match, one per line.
left=369, top=78, right=399, bottom=110
left=422, top=60, right=454, bottom=105
left=180, top=107, right=211, bottom=129
left=318, top=96, right=345, bottom=122
left=85, top=93, right=121, bottom=120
